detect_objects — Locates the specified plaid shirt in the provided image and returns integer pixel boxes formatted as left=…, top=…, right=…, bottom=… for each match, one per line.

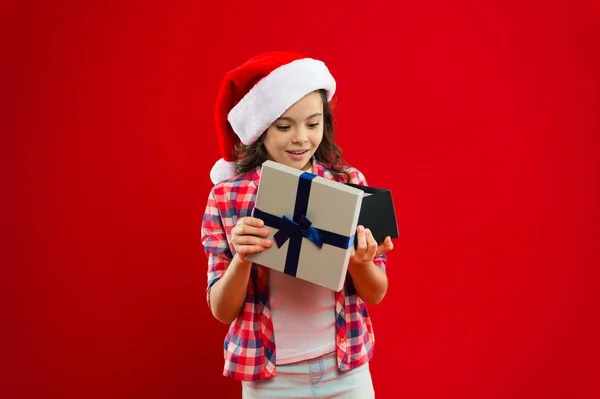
left=201, top=160, right=387, bottom=381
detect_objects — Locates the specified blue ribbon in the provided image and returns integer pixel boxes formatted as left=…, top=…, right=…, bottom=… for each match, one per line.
left=253, top=172, right=355, bottom=277
left=276, top=215, right=324, bottom=248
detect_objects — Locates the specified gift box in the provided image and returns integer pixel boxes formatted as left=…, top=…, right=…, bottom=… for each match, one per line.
left=345, top=182, right=400, bottom=247
left=246, top=160, right=363, bottom=291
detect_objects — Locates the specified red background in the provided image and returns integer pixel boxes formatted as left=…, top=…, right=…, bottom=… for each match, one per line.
left=2, top=1, right=599, bottom=398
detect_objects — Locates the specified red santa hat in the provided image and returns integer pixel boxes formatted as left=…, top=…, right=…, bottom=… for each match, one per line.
left=210, top=51, right=336, bottom=184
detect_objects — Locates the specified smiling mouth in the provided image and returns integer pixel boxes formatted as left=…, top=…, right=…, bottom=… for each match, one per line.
left=286, top=149, right=309, bottom=155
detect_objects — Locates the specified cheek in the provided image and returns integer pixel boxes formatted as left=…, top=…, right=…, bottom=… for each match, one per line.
left=262, top=135, right=284, bottom=155
left=265, top=129, right=283, bottom=145
left=311, top=130, right=324, bottom=145
left=262, top=133, right=276, bottom=149
left=265, top=138, right=282, bottom=150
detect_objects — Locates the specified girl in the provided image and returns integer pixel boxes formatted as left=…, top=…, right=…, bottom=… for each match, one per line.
left=202, top=51, right=394, bottom=398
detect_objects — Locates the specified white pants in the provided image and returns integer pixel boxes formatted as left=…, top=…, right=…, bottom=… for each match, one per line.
left=241, top=352, right=375, bottom=399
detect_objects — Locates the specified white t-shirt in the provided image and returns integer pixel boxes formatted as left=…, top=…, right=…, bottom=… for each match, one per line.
left=269, top=268, right=336, bottom=365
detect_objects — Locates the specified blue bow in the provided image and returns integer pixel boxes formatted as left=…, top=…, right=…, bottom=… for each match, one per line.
left=274, top=215, right=324, bottom=248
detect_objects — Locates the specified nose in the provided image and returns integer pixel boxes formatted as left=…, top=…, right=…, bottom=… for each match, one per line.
left=291, top=125, right=309, bottom=143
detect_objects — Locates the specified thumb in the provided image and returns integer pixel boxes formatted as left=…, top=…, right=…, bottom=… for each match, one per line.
left=375, top=237, right=393, bottom=256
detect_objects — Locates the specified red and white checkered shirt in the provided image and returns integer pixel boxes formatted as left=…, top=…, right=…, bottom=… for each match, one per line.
left=201, top=160, right=387, bottom=381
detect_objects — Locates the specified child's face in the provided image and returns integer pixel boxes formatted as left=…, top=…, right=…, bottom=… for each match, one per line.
left=263, top=91, right=324, bottom=171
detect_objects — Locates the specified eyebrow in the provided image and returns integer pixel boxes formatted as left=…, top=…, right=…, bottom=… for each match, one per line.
left=276, top=113, right=322, bottom=122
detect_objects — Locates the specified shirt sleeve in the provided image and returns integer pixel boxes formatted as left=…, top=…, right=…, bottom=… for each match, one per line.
left=349, top=168, right=387, bottom=274
left=201, top=188, right=233, bottom=309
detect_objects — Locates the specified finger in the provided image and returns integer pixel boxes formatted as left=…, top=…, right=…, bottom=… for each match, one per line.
left=355, top=225, right=367, bottom=258
left=375, top=236, right=394, bottom=256
left=233, top=223, right=270, bottom=238
left=365, top=229, right=377, bottom=261
left=233, top=235, right=272, bottom=248
left=241, top=216, right=265, bottom=227
left=238, top=244, right=269, bottom=256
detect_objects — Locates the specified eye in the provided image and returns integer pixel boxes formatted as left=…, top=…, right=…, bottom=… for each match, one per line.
left=276, top=125, right=291, bottom=132
left=307, top=122, right=320, bottom=129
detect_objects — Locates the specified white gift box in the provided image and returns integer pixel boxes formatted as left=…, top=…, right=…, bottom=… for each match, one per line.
left=246, top=161, right=363, bottom=291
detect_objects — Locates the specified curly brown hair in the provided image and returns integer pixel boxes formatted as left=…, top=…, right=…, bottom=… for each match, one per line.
left=235, top=90, right=350, bottom=182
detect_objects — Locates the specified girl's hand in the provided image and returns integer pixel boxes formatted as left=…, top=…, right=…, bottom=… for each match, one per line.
left=230, top=216, right=273, bottom=260
left=350, top=225, right=394, bottom=266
